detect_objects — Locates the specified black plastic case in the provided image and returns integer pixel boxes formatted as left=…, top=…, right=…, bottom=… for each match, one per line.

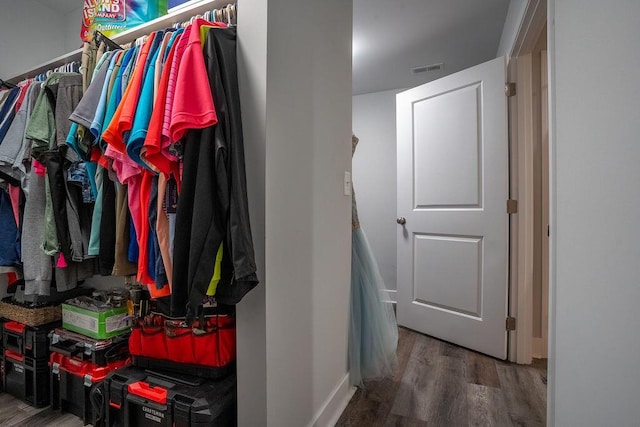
left=2, top=351, right=50, bottom=407
left=104, top=366, right=236, bottom=426
left=49, top=327, right=129, bottom=366
left=3, top=320, right=59, bottom=360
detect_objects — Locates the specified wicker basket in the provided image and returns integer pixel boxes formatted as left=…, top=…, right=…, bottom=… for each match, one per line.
left=0, top=300, right=62, bottom=326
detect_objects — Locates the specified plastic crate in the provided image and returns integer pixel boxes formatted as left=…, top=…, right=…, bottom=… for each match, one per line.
left=2, top=349, right=50, bottom=407
left=50, top=352, right=130, bottom=426
left=3, top=320, right=59, bottom=360
left=49, top=327, right=129, bottom=366
left=105, top=366, right=236, bottom=426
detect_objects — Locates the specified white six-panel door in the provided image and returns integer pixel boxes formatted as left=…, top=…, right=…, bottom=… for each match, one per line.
left=396, top=57, right=509, bottom=359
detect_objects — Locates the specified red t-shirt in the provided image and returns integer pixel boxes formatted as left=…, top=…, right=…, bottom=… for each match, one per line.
left=102, top=32, right=157, bottom=153
left=141, top=31, right=181, bottom=176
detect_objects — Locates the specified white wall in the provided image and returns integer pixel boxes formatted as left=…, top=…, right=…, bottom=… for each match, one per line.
left=548, top=1, right=640, bottom=425
left=238, top=0, right=353, bottom=425
left=64, top=7, right=84, bottom=52
left=352, top=89, right=402, bottom=293
left=236, top=0, right=267, bottom=423
left=263, top=0, right=352, bottom=424
left=497, top=0, right=529, bottom=59
left=0, top=0, right=69, bottom=78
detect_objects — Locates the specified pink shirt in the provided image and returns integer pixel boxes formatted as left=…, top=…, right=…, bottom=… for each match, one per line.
left=169, top=19, right=226, bottom=142
left=160, top=24, right=192, bottom=155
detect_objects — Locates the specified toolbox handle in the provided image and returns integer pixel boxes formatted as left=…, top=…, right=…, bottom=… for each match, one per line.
left=127, top=381, right=168, bottom=405
left=50, top=342, right=84, bottom=358
left=4, top=321, right=26, bottom=334
left=4, top=349, right=24, bottom=362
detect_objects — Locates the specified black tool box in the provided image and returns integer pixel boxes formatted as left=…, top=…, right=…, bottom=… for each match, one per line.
left=3, top=320, right=60, bottom=360
left=104, top=366, right=236, bottom=426
left=49, top=327, right=129, bottom=366
left=50, top=352, right=131, bottom=426
left=131, top=356, right=235, bottom=380
left=2, top=349, right=50, bottom=407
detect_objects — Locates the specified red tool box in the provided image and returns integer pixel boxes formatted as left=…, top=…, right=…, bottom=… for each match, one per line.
left=104, top=366, right=236, bottom=426
left=49, top=352, right=130, bottom=425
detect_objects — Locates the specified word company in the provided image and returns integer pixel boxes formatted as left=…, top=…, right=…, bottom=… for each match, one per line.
left=83, top=0, right=126, bottom=24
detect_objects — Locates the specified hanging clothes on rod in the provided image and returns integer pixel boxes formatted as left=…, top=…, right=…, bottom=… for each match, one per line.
left=0, top=79, right=17, bottom=89
left=0, top=3, right=256, bottom=316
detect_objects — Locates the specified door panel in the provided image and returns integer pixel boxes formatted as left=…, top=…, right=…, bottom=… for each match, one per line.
left=413, top=234, right=482, bottom=317
left=414, top=83, right=482, bottom=208
left=396, top=56, right=508, bottom=359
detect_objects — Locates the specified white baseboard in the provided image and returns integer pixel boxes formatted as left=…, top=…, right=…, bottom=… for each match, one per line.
left=308, top=373, right=355, bottom=427
left=532, top=337, right=547, bottom=359
left=381, top=289, right=397, bottom=304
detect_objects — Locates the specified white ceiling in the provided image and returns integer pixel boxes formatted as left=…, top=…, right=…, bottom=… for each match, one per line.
left=353, top=0, right=510, bottom=95
left=34, top=0, right=510, bottom=95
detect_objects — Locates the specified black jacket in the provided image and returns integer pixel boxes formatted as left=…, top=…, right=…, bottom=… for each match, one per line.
left=170, top=27, right=258, bottom=316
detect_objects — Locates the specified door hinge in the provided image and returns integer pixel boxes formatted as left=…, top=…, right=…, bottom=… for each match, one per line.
left=505, top=82, right=516, bottom=97
left=506, top=317, right=516, bottom=331
left=507, top=199, right=518, bottom=214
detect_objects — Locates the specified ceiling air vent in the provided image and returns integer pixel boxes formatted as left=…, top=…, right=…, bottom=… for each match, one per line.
left=411, top=62, right=444, bottom=74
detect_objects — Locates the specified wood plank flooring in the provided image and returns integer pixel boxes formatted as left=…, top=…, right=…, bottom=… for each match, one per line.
left=337, top=327, right=547, bottom=427
left=0, top=326, right=546, bottom=426
left=0, top=392, right=83, bottom=427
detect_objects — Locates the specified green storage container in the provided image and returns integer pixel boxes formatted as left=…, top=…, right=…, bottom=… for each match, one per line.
left=62, top=299, right=131, bottom=339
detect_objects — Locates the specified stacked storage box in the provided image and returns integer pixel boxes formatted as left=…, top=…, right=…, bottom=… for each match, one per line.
left=105, top=366, right=236, bottom=426
left=1, top=320, right=60, bottom=407
left=108, top=307, right=238, bottom=425
left=50, top=292, right=133, bottom=425
left=49, top=328, right=131, bottom=425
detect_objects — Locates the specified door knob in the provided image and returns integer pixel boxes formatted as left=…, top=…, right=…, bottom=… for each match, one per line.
left=396, top=217, right=406, bottom=225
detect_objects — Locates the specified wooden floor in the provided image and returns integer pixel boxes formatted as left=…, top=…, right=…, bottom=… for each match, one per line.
left=0, top=392, right=83, bottom=427
left=0, top=327, right=545, bottom=426
left=337, top=327, right=547, bottom=427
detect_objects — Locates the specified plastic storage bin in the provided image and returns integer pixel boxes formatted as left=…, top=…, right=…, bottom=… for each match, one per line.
left=3, top=320, right=59, bottom=359
left=105, top=366, right=236, bottom=426
left=49, top=327, right=129, bottom=366
left=50, top=352, right=130, bottom=425
left=2, top=349, right=50, bottom=407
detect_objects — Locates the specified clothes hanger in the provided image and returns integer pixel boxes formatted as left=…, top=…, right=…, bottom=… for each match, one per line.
left=94, top=30, right=122, bottom=51
left=226, top=4, right=234, bottom=25
left=0, top=78, right=17, bottom=89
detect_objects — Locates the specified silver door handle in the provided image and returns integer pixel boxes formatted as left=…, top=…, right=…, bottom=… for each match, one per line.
left=396, top=217, right=406, bottom=225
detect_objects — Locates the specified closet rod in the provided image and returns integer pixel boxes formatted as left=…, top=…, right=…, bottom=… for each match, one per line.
left=6, top=0, right=234, bottom=84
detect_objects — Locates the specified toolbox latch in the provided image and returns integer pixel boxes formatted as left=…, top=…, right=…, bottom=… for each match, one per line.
left=173, top=394, right=194, bottom=427
left=109, top=376, right=126, bottom=409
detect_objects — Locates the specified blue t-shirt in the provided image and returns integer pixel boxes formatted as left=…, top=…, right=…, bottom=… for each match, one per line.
left=90, top=50, right=122, bottom=140
left=127, top=31, right=165, bottom=169
left=100, top=46, right=136, bottom=148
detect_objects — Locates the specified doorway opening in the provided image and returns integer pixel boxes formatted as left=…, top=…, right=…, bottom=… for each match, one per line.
left=508, top=0, right=550, bottom=366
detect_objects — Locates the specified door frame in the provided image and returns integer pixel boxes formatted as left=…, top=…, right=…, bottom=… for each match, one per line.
left=506, top=0, right=548, bottom=364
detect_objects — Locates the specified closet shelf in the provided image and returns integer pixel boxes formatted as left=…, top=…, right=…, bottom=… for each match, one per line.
left=7, top=0, right=233, bottom=84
